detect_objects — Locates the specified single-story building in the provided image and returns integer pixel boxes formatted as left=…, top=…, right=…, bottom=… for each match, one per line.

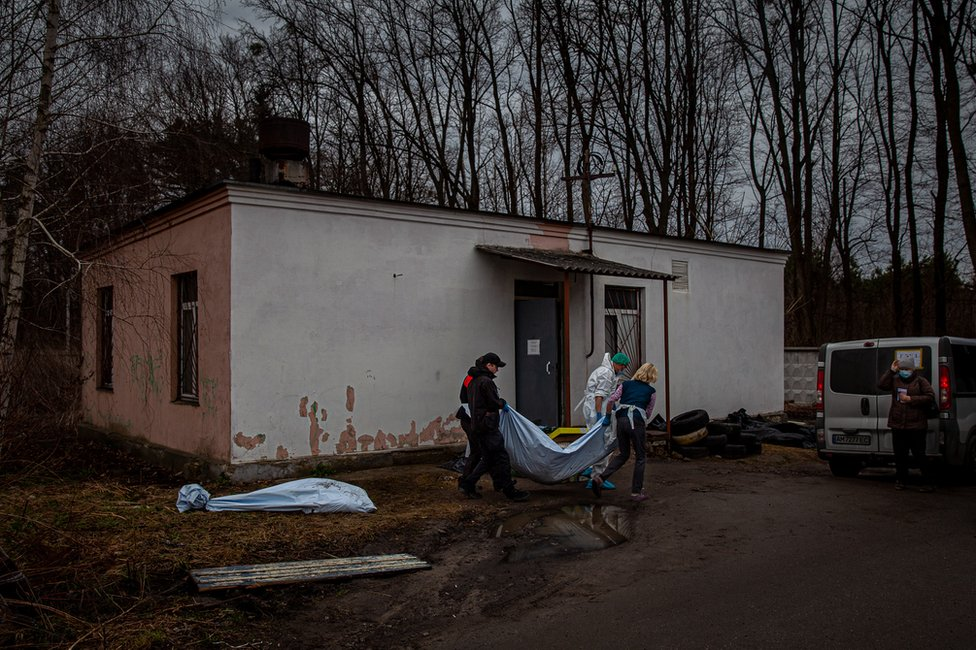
left=80, top=181, right=787, bottom=481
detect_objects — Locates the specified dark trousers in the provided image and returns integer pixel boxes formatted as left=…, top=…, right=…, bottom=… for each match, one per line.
left=461, top=425, right=514, bottom=492
left=892, top=428, right=929, bottom=482
left=599, top=414, right=647, bottom=494
left=459, top=417, right=483, bottom=481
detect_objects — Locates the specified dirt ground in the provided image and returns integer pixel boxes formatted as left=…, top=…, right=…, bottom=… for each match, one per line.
left=0, top=425, right=825, bottom=648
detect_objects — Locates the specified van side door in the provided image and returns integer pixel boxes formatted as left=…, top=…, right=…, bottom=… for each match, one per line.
left=824, top=343, right=881, bottom=453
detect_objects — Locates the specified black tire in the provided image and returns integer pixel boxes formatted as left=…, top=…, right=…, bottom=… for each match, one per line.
left=701, top=434, right=728, bottom=454
left=671, top=409, right=710, bottom=435
left=706, top=420, right=742, bottom=442
left=738, top=431, right=758, bottom=445
left=722, top=443, right=747, bottom=459
left=746, top=441, right=763, bottom=455
left=675, top=445, right=709, bottom=459
left=828, top=458, right=861, bottom=478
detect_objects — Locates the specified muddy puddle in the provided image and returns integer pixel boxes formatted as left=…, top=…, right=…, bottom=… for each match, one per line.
left=495, top=504, right=633, bottom=563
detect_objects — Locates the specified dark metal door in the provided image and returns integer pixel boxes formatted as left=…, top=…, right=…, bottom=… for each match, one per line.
left=515, top=298, right=561, bottom=427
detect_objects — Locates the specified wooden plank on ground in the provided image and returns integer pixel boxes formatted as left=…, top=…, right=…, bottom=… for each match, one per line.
left=190, top=553, right=431, bottom=592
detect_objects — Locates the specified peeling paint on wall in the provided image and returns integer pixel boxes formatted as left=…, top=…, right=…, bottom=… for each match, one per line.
left=418, top=417, right=441, bottom=444
left=529, top=222, right=572, bottom=250
left=336, top=418, right=357, bottom=454
left=298, top=396, right=330, bottom=455
left=234, top=432, right=266, bottom=450
left=276, top=446, right=289, bottom=459
left=433, top=415, right=466, bottom=445
left=294, top=387, right=465, bottom=457
left=372, top=429, right=395, bottom=451
left=398, top=421, right=419, bottom=448
left=443, top=413, right=465, bottom=437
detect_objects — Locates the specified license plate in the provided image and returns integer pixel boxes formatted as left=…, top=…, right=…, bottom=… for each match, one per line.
left=832, top=434, right=871, bottom=445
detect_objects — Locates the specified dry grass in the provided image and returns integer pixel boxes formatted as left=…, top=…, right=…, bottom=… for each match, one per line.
left=0, top=428, right=493, bottom=648
left=1, top=409, right=823, bottom=647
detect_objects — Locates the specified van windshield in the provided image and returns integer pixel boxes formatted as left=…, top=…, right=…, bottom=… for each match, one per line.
left=830, top=346, right=932, bottom=395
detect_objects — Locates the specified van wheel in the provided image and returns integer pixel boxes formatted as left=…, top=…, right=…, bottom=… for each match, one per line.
left=828, top=458, right=861, bottom=478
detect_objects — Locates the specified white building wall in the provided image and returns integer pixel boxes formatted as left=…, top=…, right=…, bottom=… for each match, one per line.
left=567, top=233, right=785, bottom=423
left=227, top=184, right=786, bottom=464
left=227, top=186, right=565, bottom=463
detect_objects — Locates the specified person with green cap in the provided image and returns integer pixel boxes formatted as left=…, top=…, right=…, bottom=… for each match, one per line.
left=579, top=352, right=630, bottom=489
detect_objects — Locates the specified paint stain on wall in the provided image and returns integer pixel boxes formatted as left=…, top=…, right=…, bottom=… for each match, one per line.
left=398, top=421, right=419, bottom=448
left=234, top=432, right=266, bottom=450
left=276, top=446, right=289, bottom=460
left=418, top=417, right=441, bottom=444
left=300, top=396, right=330, bottom=456
left=336, top=419, right=357, bottom=454
left=438, top=414, right=467, bottom=444
left=297, top=389, right=465, bottom=455
left=443, top=413, right=464, bottom=435
left=371, top=429, right=392, bottom=451
left=129, top=354, right=162, bottom=404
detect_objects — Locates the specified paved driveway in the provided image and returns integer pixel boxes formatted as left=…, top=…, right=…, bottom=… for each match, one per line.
left=279, top=450, right=976, bottom=649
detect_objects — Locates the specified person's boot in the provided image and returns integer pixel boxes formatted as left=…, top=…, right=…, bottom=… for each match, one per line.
left=504, top=486, right=529, bottom=502
left=459, top=480, right=482, bottom=499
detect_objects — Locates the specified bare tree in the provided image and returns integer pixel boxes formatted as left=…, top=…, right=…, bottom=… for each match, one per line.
left=920, top=0, right=976, bottom=304
left=0, top=0, right=221, bottom=424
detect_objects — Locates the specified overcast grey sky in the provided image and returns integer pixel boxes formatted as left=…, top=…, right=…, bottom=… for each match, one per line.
left=218, top=1, right=265, bottom=33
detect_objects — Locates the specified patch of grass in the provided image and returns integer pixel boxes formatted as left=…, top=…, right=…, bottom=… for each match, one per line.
left=309, top=462, right=333, bottom=477
left=0, top=425, right=485, bottom=647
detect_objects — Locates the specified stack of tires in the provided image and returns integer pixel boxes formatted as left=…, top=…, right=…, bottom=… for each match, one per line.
left=668, top=410, right=763, bottom=459
left=668, top=409, right=710, bottom=458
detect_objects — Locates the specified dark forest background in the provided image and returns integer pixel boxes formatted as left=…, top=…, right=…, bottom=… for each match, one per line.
left=3, top=0, right=976, bottom=422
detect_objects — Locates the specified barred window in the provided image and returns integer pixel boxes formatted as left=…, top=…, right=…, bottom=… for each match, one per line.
left=97, top=286, right=113, bottom=388
left=605, top=286, right=642, bottom=377
left=175, top=272, right=198, bottom=401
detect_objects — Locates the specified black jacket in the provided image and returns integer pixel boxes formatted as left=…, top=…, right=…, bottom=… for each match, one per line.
left=455, top=366, right=477, bottom=422
left=467, top=363, right=506, bottom=431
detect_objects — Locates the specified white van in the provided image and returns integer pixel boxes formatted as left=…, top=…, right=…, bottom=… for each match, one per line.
left=816, top=336, right=976, bottom=477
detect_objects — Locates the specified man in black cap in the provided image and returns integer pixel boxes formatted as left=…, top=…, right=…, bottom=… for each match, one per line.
left=459, top=352, right=529, bottom=501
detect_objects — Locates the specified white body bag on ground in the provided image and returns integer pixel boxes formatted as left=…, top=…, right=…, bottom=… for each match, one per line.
left=176, top=478, right=377, bottom=514
left=499, top=408, right=616, bottom=484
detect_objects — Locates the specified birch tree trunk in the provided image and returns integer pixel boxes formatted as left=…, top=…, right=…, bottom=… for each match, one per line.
left=0, top=0, right=59, bottom=423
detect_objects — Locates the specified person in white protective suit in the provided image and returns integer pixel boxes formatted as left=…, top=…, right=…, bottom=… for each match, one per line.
left=580, top=352, right=630, bottom=489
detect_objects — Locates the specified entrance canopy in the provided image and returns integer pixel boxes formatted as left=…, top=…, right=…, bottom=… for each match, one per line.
left=475, top=245, right=675, bottom=281
left=476, top=244, right=676, bottom=432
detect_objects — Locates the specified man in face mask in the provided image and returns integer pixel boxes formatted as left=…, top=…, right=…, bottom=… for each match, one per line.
left=878, top=357, right=937, bottom=492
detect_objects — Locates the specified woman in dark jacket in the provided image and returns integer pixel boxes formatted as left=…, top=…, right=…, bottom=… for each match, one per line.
left=878, top=357, right=936, bottom=491
left=592, top=362, right=658, bottom=501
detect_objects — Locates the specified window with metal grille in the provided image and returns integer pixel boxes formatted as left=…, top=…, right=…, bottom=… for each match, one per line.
left=671, top=260, right=689, bottom=292
left=97, top=286, right=113, bottom=388
left=175, top=272, right=199, bottom=401
left=605, top=286, right=642, bottom=376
